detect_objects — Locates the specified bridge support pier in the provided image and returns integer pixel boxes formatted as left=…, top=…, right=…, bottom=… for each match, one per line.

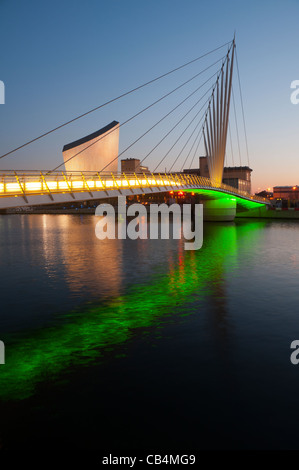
left=203, top=198, right=236, bottom=222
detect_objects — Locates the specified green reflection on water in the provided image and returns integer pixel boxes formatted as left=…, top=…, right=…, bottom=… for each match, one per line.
left=0, top=221, right=265, bottom=401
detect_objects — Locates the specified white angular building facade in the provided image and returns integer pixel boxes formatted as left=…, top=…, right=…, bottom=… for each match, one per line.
left=62, top=121, right=119, bottom=173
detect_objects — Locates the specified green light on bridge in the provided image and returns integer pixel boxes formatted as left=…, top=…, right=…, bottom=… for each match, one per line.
left=184, top=188, right=265, bottom=210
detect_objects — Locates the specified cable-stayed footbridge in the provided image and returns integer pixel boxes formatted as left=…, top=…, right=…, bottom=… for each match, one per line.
left=0, top=38, right=269, bottom=220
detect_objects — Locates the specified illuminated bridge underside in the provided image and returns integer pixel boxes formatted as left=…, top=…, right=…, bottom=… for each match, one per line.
left=185, top=188, right=265, bottom=221
left=0, top=172, right=268, bottom=216
left=185, top=188, right=265, bottom=210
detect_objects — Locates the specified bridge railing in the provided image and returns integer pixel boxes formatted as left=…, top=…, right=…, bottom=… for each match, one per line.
left=0, top=171, right=180, bottom=197
left=0, top=170, right=268, bottom=204
left=176, top=173, right=269, bottom=203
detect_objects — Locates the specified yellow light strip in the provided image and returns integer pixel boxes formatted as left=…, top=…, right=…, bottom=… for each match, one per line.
left=0, top=173, right=268, bottom=204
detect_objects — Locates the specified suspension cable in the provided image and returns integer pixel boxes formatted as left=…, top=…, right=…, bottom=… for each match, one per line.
left=153, top=100, right=207, bottom=172
left=168, top=111, right=205, bottom=172
left=140, top=88, right=212, bottom=170
left=228, top=119, right=234, bottom=166
left=235, top=47, right=250, bottom=166
left=52, top=58, right=224, bottom=173
left=98, top=74, right=218, bottom=173
left=188, top=132, right=204, bottom=169
left=231, top=85, right=242, bottom=166
left=146, top=53, right=232, bottom=172
left=180, top=122, right=203, bottom=171
left=0, top=40, right=232, bottom=161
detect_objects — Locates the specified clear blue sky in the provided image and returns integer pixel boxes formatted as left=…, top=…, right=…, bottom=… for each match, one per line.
left=0, top=0, right=298, bottom=191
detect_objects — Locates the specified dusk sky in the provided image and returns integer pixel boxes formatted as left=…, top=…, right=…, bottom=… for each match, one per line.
left=0, top=0, right=298, bottom=192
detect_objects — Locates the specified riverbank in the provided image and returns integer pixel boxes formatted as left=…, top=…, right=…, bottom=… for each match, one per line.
left=3, top=204, right=299, bottom=220
left=237, top=206, right=299, bottom=219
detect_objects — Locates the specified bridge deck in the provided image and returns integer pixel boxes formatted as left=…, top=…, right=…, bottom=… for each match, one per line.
left=0, top=171, right=269, bottom=210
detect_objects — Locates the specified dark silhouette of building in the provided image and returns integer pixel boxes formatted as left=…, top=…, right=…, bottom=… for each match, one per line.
left=184, top=156, right=252, bottom=193
left=121, top=158, right=150, bottom=174
left=273, top=186, right=299, bottom=200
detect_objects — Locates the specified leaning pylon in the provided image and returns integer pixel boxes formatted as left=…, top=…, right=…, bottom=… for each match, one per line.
left=203, top=40, right=235, bottom=186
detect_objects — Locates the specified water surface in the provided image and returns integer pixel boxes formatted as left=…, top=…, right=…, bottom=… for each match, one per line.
left=0, top=215, right=299, bottom=449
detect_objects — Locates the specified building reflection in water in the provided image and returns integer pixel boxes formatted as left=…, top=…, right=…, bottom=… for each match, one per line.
left=0, top=217, right=266, bottom=401
left=40, top=214, right=122, bottom=299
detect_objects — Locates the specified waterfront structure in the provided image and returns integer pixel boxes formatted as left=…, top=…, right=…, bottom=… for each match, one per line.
left=0, top=171, right=269, bottom=216
left=0, top=39, right=268, bottom=220
left=255, top=190, right=273, bottom=199
left=198, top=156, right=252, bottom=193
left=62, top=121, right=119, bottom=173
left=121, top=158, right=150, bottom=174
left=273, top=186, right=299, bottom=201
left=222, top=166, right=252, bottom=193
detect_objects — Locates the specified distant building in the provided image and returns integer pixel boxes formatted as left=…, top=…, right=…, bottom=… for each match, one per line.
left=62, top=121, right=119, bottom=173
left=273, top=186, right=299, bottom=200
left=187, top=156, right=252, bottom=193
left=199, top=156, right=210, bottom=178
left=121, top=158, right=150, bottom=174
left=222, top=166, right=252, bottom=193
left=182, top=168, right=200, bottom=175
left=255, top=190, right=273, bottom=199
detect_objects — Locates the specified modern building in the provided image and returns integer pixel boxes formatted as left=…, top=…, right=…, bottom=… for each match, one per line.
left=197, top=156, right=252, bottom=193
left=182, top=168, right=200, bottom=176
left=222, top=166, right=252, bottom=193
left=255, top=189, right=273, bottom=199
left=199, top=156, right=210, bottom=178
left=121, top=158, right=150, bottom=174
left=62, top=121, right=119, bottom=173
left=273, top=185, right=299, bottom=200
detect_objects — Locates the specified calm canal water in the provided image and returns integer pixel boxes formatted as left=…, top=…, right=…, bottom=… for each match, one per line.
left=0, top=214, right=299, bottom=449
